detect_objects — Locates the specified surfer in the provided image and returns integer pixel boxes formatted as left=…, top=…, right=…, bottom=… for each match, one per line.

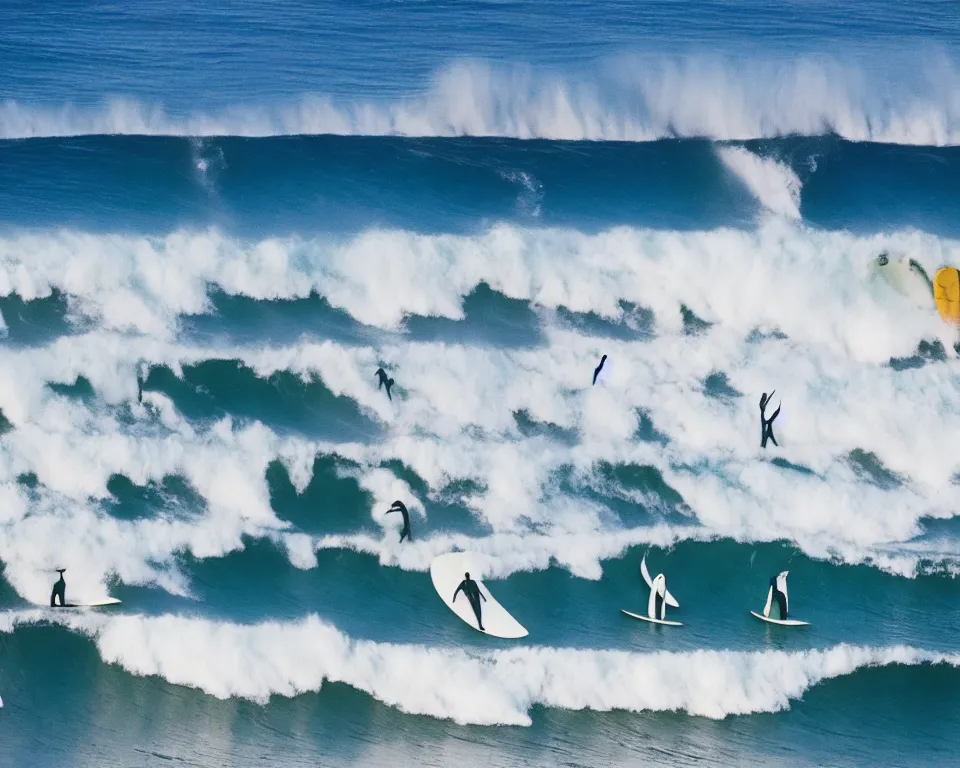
left=50, top=568, right=66, bottom=607
left=375, top=367, right=395, bottom=401
left=759, top=391, right=780, bottom=448
left=385, top=500, right=411, bottom=543
left=452, top=572, right=487, bottom=631
left=769, top=573, right=788, bottom=620
left=592, top=354, right=607, bottom=386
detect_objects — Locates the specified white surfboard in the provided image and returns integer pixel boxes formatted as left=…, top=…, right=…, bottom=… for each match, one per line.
left=621, top=609, right=683, bottom=626
left=869, top=253, right=932, bottom=308
left=54, top=598, right=121, bottom=609
left=750, top=611, right=809, bottom=626
left=430, top=552, right=528, bottom=639
left=594, top=356, right=614, bottom=385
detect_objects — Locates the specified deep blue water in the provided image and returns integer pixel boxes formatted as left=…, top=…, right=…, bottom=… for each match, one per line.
left=1, top=2, right=960, bottom=767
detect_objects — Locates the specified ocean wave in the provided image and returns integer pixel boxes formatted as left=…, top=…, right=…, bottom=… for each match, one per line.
left=1, top=56, right=959, bottom=144
left=0, top=222, right=955, bottom=359
left=3, top=610, right=957, bottom=725
left=0, top=328, right=959, bottom=603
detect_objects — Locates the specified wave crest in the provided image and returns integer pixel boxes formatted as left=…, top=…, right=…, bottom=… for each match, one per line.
left=2, top=56, right=959, bottom=144
left=5, top=611, right=957, bottom=725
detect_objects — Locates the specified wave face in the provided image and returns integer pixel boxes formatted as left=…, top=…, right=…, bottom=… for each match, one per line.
left=3, top=3, right=960, bottom=768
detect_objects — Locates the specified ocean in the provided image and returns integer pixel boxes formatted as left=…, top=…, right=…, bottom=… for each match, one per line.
left=1, top=2, right=960, bottom=766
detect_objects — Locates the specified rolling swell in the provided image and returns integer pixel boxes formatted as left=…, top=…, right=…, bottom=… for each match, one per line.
left=1, top=135, right=960, bottom=236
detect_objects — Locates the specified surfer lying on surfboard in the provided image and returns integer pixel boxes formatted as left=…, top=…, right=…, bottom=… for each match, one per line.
left=452, top=572, right=487, bottom=631
left=50, top=569, right=66, bottom=607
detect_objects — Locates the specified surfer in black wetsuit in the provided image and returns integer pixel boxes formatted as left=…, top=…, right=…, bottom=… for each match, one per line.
left=385, top=500, right=411, bottom=543
left=50, top=568, right=66, bottom=607
left=453, top=572, right=487, bottom=631
left=592, top=355, right=607, bottom=386
left=769, top=574, right=788, bottom=620
left=375, top=367, right=395, bottom=401
left=759, top=391, right=781, bottom=449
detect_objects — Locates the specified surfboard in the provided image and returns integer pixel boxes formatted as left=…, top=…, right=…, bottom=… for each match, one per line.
left=429, top=552, right=528, bottom=639
left=750, top=611, right=809, bottom=627
left=594, top=357, right=614, bottom=385
left=870, top=254, right=932, bottom=307
left=621, top=609, right=682, bottom=626
left=934, top=267, right=960, bottom=325
left=55, top=598, right=121, bottom=608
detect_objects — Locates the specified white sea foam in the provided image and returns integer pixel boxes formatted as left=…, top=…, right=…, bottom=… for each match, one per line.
left=0, top=216, right=955, bottom=600
left=1, top=57, right=958, bottom=144
left=0, top=222, right=954, bottom=355
left=718, top=146, right=803, bottom=219
left=3, top=610, right=957, bottom=725
left=0, top=313, right=956, bottom=604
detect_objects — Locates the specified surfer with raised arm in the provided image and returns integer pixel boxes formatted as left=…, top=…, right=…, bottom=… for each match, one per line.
left=759, top=391, right=781, bottom=448
left=453, top=572, right=487, bottom=631
left=385, top=499, right=411, bottom=543
left=50, top=568, right=66, bottom=607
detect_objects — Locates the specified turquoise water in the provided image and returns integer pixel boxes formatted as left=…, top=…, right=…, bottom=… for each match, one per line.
left=1, top=2, right=960, bottom=766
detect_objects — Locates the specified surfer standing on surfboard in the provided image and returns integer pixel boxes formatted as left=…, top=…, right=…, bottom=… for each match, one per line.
left=50, top=569, right=66, bottom=607
left=759, top=391, right=781, bottom=448
left=768, top=573, right=788, bottom=619
left=452, top=572, right=487, bottom=631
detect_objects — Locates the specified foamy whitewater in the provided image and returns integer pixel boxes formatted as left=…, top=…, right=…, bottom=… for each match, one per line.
left=1, top=2, right=959, bottom=767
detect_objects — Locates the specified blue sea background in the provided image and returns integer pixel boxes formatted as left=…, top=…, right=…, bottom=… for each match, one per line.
left=1, top=1, right=960, bottom=766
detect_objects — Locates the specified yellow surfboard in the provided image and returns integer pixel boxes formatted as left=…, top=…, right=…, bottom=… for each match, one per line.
left=933, top=267, right=960, bottom=325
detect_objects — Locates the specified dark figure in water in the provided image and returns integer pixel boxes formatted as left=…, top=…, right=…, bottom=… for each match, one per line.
left=137, top=374, right=144, bottom=404
left=453, top=572, right=487, bottom=631
left=759, top=391, right=781, bottom=449
left=50, top=568, right=66, bottom=607
left=769, top=575, right=788, bottom=620
left=375, top=368, right=395, bottom=401
left=592, top=354, right=607, bottom=386
left=385, top=500, right=411, bottom=543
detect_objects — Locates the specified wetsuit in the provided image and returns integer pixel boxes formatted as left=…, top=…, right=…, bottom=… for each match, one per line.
left=386, top=501, right=411, bottom=543
left=376, top=368, right=395, bottom=401
left=769, top=576, right=788, bottom=620
left=760, top=392, right=781, bottom=449
left=453, top=574, right=487, bottom=631
left=50, top=570, right=66, bottom=607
